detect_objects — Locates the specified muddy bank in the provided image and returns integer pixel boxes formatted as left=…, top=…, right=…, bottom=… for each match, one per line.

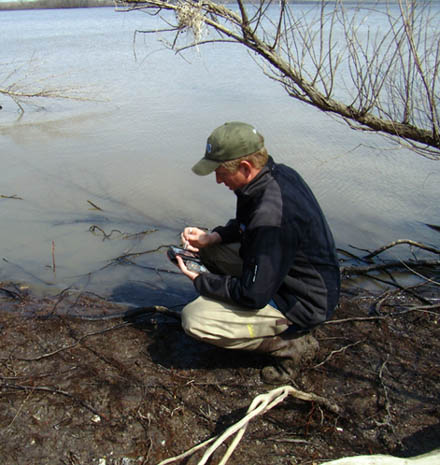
left=0, top=281, right=439, bottom=464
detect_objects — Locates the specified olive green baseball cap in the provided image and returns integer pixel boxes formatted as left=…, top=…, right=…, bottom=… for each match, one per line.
left=192, top=121, right=264, bottom=176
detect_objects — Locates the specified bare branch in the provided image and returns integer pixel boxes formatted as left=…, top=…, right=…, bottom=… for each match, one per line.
left=116, top=0, right=440, bottom=158
left=362, top=239, right=440, bottom=260
left=1, top=58, right=96, bottom=115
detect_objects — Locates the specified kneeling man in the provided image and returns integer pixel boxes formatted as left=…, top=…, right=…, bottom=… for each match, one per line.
left=175, top=121, right=340, bottom=384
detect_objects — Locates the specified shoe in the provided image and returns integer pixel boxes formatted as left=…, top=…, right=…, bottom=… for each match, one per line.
left=257, top=332, right=319, bottom=385
left=167, top=246, right=208, bottom=274
left=261, top=359, right=297, bottom=384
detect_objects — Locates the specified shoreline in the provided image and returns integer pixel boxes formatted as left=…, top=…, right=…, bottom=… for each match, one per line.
left=0, top=0, right=113, bottom=9
left=0, top=0, right=416, bottom=12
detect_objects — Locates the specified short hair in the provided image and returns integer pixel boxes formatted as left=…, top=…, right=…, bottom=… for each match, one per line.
left=221, top=147, right=269, bottom=173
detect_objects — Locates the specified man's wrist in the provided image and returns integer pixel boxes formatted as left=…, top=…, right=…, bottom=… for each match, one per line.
left=208, top=231, right=222, bottom=246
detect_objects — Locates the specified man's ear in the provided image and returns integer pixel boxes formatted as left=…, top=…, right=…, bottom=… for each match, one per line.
left=238, top=160, right=253, bottom=178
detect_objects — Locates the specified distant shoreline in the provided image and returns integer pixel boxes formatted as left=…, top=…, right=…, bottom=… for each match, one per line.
left=0, top=0, right=114, bottom=9
left=0, top=0, right=433, bottom=12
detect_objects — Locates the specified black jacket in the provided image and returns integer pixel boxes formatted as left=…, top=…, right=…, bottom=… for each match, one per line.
left=193, top=157, right=340, bottom=329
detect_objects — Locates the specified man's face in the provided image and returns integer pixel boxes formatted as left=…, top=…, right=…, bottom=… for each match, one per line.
left=215, top=165, right=247, bottom=191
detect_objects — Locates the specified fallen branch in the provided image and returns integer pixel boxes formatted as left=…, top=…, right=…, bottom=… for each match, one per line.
left=425, top=224, right=440, bottom=234
left=0, top=286, right=23, bottom=300
left=399, top=261, right=440, bottom=287
left=362, top=240, right=440, bottom=260
left=341, top=259, right=440, bottom=276
left=339, top=240, right=440, bottom=284
left=0, top=85, right=95, bottom=115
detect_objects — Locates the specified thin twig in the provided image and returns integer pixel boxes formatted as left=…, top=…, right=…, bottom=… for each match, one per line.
left=6, top=387, right=34, bottom=431
left=399, top=260, right=440, bottom=287
left=324, top=304, right=439, bottom=325
left=324, top=315, right=387, bottom=325
left=1, top=382, right=108, bottom=421
left=112, top=244, right=173, bottom=261
left=51, top=240, right=56, bottom=274
left=89, top=225, right=157, bottom=241
left=0, top=194, right=23, bottom=200
left=362, top=239, right=440, bottom=260
left=0, top=286, right=23, bottom=301
left=16, top=322, right=129, bottom=362
left=341, top=259, right=440, bottom=275
left=87, top=200, right=103, bottom=211
left=314, top=341, right=363, bottom=369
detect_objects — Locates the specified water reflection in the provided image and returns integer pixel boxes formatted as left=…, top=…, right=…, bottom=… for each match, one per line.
left=0, top=6, right=438, bottom=301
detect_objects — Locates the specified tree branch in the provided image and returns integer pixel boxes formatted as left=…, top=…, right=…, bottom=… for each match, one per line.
left=117, top=0, right=440, bottom=158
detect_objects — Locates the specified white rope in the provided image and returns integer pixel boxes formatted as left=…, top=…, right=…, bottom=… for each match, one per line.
left=157, top=385, right=340, bottom=465
left=320, top=449, right=440, bottom=465
left=157, top=385, right=439, bottom=465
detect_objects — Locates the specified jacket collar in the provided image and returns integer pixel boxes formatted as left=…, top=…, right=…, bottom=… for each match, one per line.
left=235, top=156, right=275, bottom=198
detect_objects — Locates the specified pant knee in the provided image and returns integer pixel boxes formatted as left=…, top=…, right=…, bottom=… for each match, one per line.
left=181, top=305, right=193, bottom=335
left=181, top=302, right=206, bottom=340
left=181, top=299, right=229, bottom=348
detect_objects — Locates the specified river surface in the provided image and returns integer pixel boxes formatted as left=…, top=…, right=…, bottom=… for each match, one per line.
left=1, top=4, right=439, bottom=305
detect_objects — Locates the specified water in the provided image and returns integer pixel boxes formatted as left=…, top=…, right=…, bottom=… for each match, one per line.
left=0, top=4, right=439, bottom=303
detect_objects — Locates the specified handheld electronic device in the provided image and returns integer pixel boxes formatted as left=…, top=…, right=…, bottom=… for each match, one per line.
left=167, top=246, right=208, bottom=273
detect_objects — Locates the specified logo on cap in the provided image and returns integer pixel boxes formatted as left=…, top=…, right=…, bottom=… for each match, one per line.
left=206, top=143, right=212, bottom=154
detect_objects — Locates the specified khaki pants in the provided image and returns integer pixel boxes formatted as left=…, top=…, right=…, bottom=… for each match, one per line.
left=181, top=243, right=289, bottom=351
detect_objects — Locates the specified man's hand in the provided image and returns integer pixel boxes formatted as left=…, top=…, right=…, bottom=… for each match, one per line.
left=181, top=227, right=221, bottom=251
left=175, top=255, right=199, bottom=281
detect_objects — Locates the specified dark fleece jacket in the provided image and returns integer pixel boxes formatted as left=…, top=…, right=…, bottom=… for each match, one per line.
left=194, top=157, right=340, bottom=329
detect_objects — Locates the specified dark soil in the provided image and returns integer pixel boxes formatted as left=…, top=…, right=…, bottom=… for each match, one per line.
left=0, top=281, right=439, bottom=465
